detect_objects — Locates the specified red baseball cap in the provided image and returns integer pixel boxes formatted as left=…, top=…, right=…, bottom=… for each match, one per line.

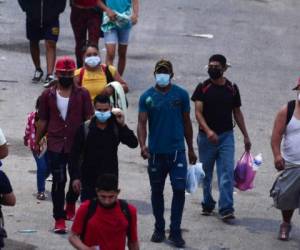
left=292, top=77, right=300, bottom=90
left=55, top=56, right=76, bottom=74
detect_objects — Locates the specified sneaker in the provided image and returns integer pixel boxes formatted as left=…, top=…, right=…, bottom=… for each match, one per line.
left=53, top=219, right=67, bottom=234
left=201, top=208, right=213, bottom=216
left=32, top=68, right=43, bottom=83
left=168, top=232, right=185, bottom=248
left=43, top=74, right=55, bottom=88
left=36, top=192, right=46, bottom=200
left=221, top=212, right=235, bottom=221
left=278, top=222, right=292, bottom=241
left=150, top=230, right=165, bottom=243
left=65, top=203, right=76, bottom=221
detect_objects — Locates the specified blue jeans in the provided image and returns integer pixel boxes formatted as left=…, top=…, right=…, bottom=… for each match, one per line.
left=32, top=151, right=50, bottom=193
left=197, top=131, right=235, bottom=215
left=148, top=150, right=187, bottom=234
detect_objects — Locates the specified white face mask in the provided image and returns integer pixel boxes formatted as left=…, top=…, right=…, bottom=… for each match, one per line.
left=85, top=56, right=101, bottom=68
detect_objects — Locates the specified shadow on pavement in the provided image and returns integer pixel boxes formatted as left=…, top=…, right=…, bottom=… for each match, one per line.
left=4, top=238, right=37, bottom=250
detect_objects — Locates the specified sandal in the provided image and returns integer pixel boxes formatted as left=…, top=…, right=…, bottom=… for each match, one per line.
left=278, top=222, right=291, bottom=241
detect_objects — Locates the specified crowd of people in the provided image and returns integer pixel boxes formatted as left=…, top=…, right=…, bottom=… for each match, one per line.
left=0, top=0, right=299, bottom=249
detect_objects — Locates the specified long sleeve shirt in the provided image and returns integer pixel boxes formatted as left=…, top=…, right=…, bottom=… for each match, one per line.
left=70, top=116, right=138, bottom=186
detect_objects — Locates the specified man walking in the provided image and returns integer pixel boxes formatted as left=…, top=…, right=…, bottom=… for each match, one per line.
left=191, top=54, right=251, bottom=221
left=270, top=78, right=300, bottom=241
left=18, top=0, right=66, bottom=86
left=69, top=174, right=139, bottom=250
left=70, top=94, right=138, bottom=201
left=36, top=56, right=94, bottom=233
left=137, top=59, right=197, bottom=248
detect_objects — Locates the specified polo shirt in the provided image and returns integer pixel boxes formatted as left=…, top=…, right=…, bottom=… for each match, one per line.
left=139, top=84, right=190, bottom=154
left=71, top=200, right=138, bottom=249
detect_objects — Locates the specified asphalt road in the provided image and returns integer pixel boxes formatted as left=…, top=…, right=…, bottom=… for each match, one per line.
left=0, top=0, right=300, bottom=249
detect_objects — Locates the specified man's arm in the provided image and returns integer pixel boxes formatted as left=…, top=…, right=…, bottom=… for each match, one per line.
left=194, top=101, right=218, bottom=144
left=0, top=144, right=8, bottom=160
left=128, top=242, right=139, bottom=250
left=137, top=112, right=149, bottom=159
left=183, top=112, right=197, bottom=164
left=131, top=0, right=139, bottom=25
left=271, top=106, right=287, bottom=171
left=233, top=107, right=251, bottom=151
left=0, top=193, right=16, bottom=206
left=70, top=126, right=85, bottom=193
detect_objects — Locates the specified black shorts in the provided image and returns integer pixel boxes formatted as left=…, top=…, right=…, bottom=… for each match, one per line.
left=26, top=17, right=60, bottom=42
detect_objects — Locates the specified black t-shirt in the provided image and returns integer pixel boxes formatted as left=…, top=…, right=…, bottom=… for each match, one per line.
left=191, top=79, right=241, bottom=134
left=0, top=170, right=13, bottom=194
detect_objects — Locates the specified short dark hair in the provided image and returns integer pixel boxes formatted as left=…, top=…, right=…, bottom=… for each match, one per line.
left=154, top=59, right=174, bottom=76
left=96, top=174, right=118, bottom=191
left=209, top=54, right=227, bottom=67
left=93, top=94, right=111, bottom=106
left=82, top=43, right=99, bottom=53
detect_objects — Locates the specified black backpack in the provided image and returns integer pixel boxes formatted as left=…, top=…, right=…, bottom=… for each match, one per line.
left=286, top=100, right=296, bottom=125
left=80, top=199, right=131, bottom=242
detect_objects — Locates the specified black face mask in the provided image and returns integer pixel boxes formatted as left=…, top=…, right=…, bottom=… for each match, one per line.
left=59, top=77, right=73, bottom=88
left=208, top=68, right=223, bottom=80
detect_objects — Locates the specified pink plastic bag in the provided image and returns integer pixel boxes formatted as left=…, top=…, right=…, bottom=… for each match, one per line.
left=234, top=151, right=256, bottom=191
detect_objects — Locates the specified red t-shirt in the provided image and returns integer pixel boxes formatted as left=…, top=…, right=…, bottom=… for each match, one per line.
left=73, top=0, right=97, bottom=8
left=71, top=200, right=138, bottom=249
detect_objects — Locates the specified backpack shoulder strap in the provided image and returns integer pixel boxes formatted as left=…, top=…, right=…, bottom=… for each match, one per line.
left=80, top=199, right=98, bottom=241
left=225, top=80, right=236, bottom=96
left=112, top=121, right=119, bottom=141
left=101, top=64, right=114, bottom=84
left=119, top=199, right=131, bottom=241
left=79, top=68, right=85, bottom=86
left=286, top=100, right=296, bottom=125
left=201, top=80, right=212, bottom=94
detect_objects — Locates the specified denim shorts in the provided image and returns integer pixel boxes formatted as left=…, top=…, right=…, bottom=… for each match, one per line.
left=104, top=27, right=131, bottom=45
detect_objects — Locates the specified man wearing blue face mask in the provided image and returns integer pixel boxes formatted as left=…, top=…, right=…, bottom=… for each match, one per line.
left=70, top=94, right=138, bottom=202
left=138, top=59, right=197, bottom=248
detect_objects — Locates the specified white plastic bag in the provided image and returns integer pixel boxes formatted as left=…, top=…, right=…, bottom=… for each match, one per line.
left=186, top=163, right=205, bottom=194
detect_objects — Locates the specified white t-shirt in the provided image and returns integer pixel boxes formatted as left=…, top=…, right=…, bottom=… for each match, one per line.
left=0, top=128, right=7, bottom=146
left=282, top=116, right=300, bottom=164
left=56, top=91, right=70, bottom=121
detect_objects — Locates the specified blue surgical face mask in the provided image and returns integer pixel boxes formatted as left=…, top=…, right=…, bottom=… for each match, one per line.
left=95, top=110, right=111, bottom=123
left=155, top=73, right=170, bottom=87
left=85, top=56, right=101, bottom=68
